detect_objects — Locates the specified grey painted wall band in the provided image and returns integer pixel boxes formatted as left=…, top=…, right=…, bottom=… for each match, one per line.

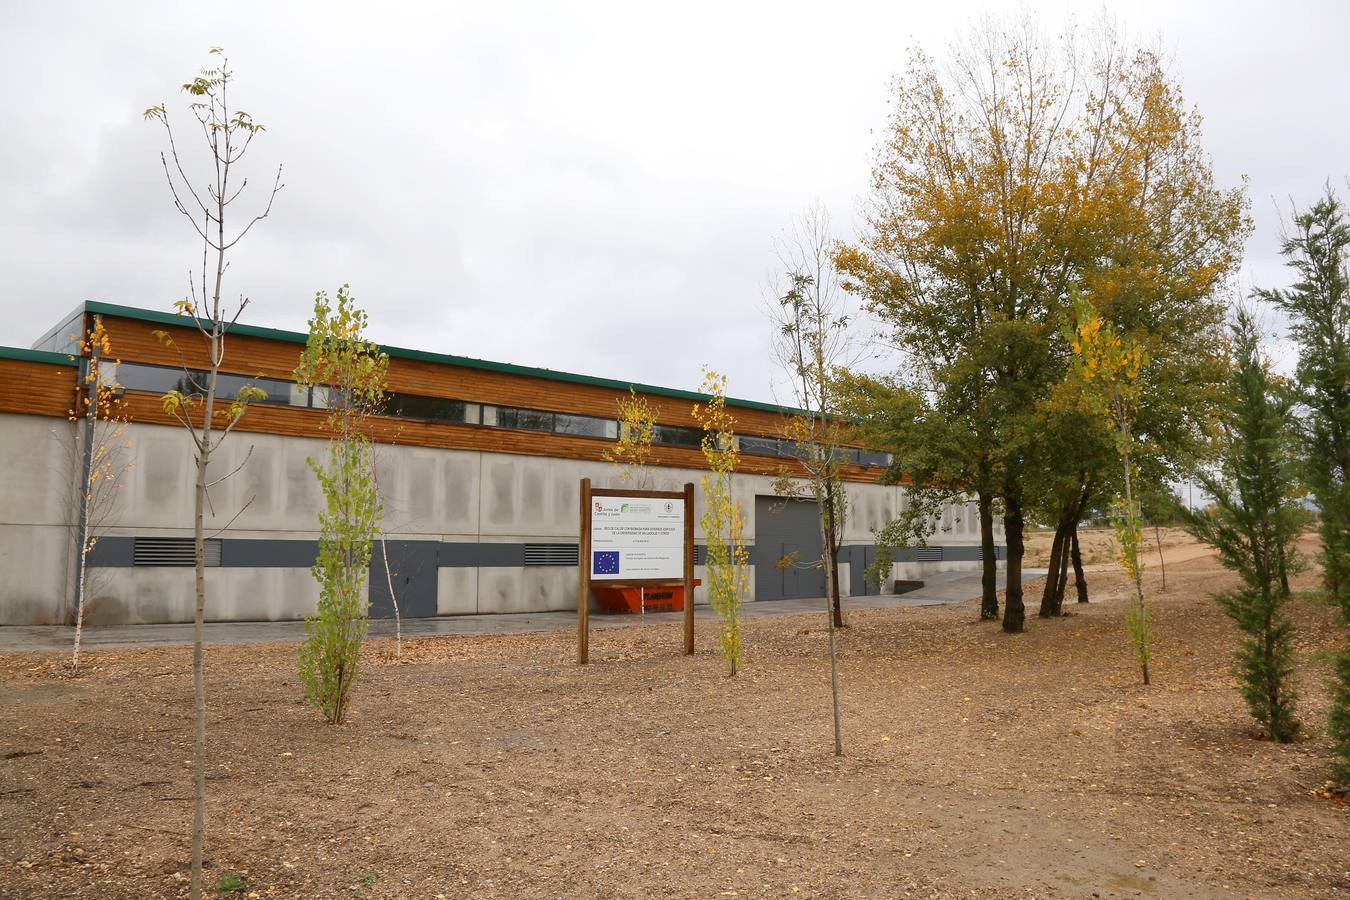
left=88, top=536, right=1006, bottom=569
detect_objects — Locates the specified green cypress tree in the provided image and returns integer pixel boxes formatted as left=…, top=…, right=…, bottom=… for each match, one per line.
left=1180, top=310, right=1305, bottom=743
left=1331, top=643, right=1350, bottom=785
left=1255, top=187, right=1350, bottom=621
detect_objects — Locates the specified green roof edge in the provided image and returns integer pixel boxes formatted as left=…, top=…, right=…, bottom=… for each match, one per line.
left=0, top=345, right=78, bottom=366
left=80, top=301, right=801, bottom=416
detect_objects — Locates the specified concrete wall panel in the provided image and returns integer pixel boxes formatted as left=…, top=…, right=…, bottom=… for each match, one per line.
left=0, top=525, right=69, bottom=624
left=437, top=566, right=478, bottom=615
left=0, top=408, right=998, bottom=624
left=0, top=414, right=76, bottom=527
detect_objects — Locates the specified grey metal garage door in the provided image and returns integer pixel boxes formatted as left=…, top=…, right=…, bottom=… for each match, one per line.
left=754, top=496, right=826, bottom=601
left=369, top=540, right=438, bottom=619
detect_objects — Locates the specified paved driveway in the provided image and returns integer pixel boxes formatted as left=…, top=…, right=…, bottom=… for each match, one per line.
left=0, top=569, right=1046, bottom=652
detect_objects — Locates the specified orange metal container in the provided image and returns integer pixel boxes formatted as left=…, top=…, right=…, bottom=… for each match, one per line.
left=592, top=581, right=701, bottom=614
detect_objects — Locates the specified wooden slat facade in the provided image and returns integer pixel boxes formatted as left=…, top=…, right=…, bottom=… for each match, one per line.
left=94, top=313, right=797, bottom=435
left=5, top=310, right=887, bottom=484
left=0, top=358, right=78, bottom=419
left=112, top=393, right=884, bottom=482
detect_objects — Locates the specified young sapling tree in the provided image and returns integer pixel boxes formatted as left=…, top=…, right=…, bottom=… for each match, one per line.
left=604, top=388, right=659, bottom=490
left=692, top=369, right=749, bottom=676
left=767, top=205, right=864, bottom=754
left=294, top=286, right=388, bottom=725
left=604, top=388, right=661, bottom=615
left=66, top=317, right=131, bottom=674
left=144, top=48, right=282, bottom=899
left=1067, top=295, right=1153, bottom=684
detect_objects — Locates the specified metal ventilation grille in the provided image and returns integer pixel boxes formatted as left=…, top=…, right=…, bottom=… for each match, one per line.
left=694, top=545, right=707, bottom=566
left=523, top=543, right=579, bottom=566
left=914, top=547, right=944, bottom=562
left=980, top=546, right=1002, bottom=560
left=133, top=537, right=222, bottom=567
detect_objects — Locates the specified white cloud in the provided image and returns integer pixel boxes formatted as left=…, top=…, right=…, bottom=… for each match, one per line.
left=1, top=0, right=1346, bottom=403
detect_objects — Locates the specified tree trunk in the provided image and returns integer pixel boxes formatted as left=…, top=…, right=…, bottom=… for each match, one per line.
left=72, top=387, right=96, bottom=674
left=824, top=553, right=843, bottom=757
left=978, top=490, right=999, bottom=620
left=1153, top=521, right=1168, bottom=592
left=1002, top=493, right=1026, bottom=634
left=823, top=480, right=844, bottom=629
left=1071, top=528, right=1088, bottom=603
left=190, top=450, right=208, bottom=900
left=829, top=546, right=843, bottom=629
left=380, top=534, right=402, bottom=656
left=1275, top=539, right=1291, bottom=597
left=1056, top=539, right=1070, bottom=609
left=1038, top=520, right=1070, bottom=618
left=816, top=493, right=843, bottom=757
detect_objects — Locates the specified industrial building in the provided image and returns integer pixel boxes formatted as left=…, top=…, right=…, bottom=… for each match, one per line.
left=0, top=301, right=1002, bottom=626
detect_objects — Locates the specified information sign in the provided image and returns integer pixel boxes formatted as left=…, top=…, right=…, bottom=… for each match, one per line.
left=589, top=495, right=685, bottom=580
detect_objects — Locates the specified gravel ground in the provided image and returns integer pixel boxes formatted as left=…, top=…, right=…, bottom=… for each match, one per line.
left=2, top=538, right=1347, bottom=899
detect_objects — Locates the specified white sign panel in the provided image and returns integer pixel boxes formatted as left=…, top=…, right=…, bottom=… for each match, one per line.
left=589, top=495, right=685, bottom=581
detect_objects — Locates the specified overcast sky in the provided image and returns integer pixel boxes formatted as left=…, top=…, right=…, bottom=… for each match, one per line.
left=2, top=0, right=1346, bottom=404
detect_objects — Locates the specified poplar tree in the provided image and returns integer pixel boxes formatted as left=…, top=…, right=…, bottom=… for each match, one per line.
left=1180, top=311, right=1304, bottom=742
left=294, top=286, right=388, bottom=725
left=604, top=388, right=659, bottom=490
left=1068, top=295, right=1154, bottom=684
left=693, top=369, right=748, bottom=676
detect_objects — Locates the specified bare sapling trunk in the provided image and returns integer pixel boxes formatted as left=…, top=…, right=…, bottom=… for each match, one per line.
left=767, top=203, right=858, bottom=756
left=818, top=508, right=844, bottom=757
left=71, top=414, right=95, bottom=673
left=145, top=50, right=283, bottom=899
left=372, top=464, right=402, bottom=656
left=380, top=536, right=402, bottom=656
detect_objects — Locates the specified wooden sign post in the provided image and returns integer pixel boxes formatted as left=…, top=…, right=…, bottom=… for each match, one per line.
left=578, top=478, right=696, bottom=664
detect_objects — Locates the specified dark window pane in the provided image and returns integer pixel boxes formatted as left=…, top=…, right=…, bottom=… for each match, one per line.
left=116, top=362, right=208, bottom=397
left=497, top=407, right=555, bottom=432
left=395, top=393, right=467, bottom=423
left=214, top=372, right=292, bottom=405
left=857, top=450, right=890, bottom=468
left=554, top=413, right=613, bottom=438
left=741, top=435, right=798, bottom=458
left=652, top=424, right=703, bottom=448
left=739, top=435, right=780, bottom=456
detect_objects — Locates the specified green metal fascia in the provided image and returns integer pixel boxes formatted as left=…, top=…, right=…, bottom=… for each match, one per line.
left=80, top=300, right=801, bottom=415
left=0, top=345, right=78, bottom=366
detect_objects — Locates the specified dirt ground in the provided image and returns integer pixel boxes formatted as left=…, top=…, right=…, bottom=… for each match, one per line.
left=1024, top=526, right=1208, bottom=570
left=2, top=539, right=1348, bottom=899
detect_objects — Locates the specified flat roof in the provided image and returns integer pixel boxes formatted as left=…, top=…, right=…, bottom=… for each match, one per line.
left=29, top=300, right=802, bottom=417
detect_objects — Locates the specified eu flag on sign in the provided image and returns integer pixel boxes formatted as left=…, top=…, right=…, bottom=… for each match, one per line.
left=593, top=551, right=620, bottom=575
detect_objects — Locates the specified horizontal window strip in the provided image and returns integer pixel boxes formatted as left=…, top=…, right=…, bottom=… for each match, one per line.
left=102, top=362, right=884, bottom=463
